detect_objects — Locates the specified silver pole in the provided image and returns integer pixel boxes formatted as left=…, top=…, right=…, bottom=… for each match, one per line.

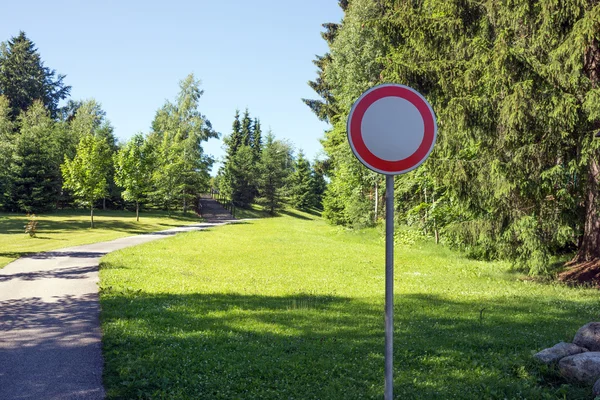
left=385, top=174, right=394, bottom=399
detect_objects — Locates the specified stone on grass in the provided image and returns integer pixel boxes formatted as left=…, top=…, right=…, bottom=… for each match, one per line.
left=559, top=352, right=600, bottom=384
left=533, top=342, right=588, bottom=365
left=573, top=322, right=600, bottom=352
left=593, top=378, right=600, bottom=397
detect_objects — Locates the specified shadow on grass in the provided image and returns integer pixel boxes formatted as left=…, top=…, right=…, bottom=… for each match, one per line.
left=100, top=290, right=593, bottom=399
left=276, top=209, right=315, bottom=221
left=0, top=210, right=201, bottom=235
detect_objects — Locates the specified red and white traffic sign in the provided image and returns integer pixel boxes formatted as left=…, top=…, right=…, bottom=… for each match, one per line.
left=347, top=83, right=437, bottom=175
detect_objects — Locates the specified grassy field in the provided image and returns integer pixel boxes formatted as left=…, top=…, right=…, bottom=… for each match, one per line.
left=0, top=210, right=202, bottom=268
left=99, top=210, right=600, bottom=399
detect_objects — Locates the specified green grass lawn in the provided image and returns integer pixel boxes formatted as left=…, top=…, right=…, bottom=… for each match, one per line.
left=99, top=210, right=600, bottom=399
left=0, top=209, right=202, bottom=268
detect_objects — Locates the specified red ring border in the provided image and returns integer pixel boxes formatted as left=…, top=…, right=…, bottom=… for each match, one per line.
left=347, top=84, right=436, bottom=175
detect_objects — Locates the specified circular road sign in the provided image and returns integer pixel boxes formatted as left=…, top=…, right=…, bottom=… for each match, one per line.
left=347, top=83, right=437, bottom=175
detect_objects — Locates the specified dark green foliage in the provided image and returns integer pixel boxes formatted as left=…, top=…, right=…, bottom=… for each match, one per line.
left=256, top=132, right=293, bottom=213
left=0, top=32, right=70, bottom=120
left=306, top=0, right=600, bottom=274
left=0, top=96, right=15, bottom=209
left=226, top=145, right=257, bottom=207
left=10, top=101, right=62, bottom=212
left=241, top=108, right=252, bottom=147
left=289, top=151, right=315, bottom=210
left=220, top=109, right=261, bottom=207
left=251, top=118, right=262, bottom=162
left=228, top=109, right=243, bottom=156
left=310, top=160, right=327, bottom=210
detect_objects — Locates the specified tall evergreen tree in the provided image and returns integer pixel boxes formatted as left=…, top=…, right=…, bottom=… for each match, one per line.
left=289, top=151, right=315, bottom=210
left=10, top=101, right=61, bottom=212
left=240, top=108, right=253, bottom=147
left=251, top=118, right=262, bottom=162
left=301, top=1, right=348, bottom=123
left=307, top=0, right=600, bottom=274
left=220, top=109, right=259, bottom=206
left=228, top=109, right=243, bottom=157
left=257, top=132, right=292, bottom=213
left=0, top=32, right=70, bottom=120
left=0, top=96, right=15, bottom=209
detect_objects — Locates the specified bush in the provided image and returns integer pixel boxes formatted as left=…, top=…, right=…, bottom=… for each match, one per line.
left=24, top=213, right=38, bottom=237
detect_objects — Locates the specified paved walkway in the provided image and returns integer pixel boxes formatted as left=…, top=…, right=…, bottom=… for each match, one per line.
left=0, top=205, right=235, bottom=400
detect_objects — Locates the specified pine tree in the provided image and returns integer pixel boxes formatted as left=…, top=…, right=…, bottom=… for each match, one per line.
left=301, top=1, right=348, bottom=123
left=228, top=109, right=243, bottom=157
left=241, top=108, right=253, bottom=147
left=307, top=0, right=600, bottom=274
left=220, top=109, right=259, bottom=206
left=0, top=32, right=70, bottom=120
left=10, top=101, right=61, bottom=212
left=309, top=0, right=386, bottom=228
left=289, top=151, right=315, bottom=210
left=257, top=132, right=292, bottom=213
left=0, top=96, right=15, bottom=209
left=251, top=118, right=262, bottom=163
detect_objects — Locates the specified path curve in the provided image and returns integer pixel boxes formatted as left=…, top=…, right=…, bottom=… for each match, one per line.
left=0, top=217, right=235, bottom=400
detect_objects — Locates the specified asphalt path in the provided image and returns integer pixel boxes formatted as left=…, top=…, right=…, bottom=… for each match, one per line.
left=0, top=218, right=234, bottom=400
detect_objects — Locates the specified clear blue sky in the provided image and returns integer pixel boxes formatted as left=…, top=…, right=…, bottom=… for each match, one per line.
left=1, top=1, right=343, bottom=173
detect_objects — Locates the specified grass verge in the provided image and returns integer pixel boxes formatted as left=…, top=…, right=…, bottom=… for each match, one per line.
left=0, top=209, right=201, bottom=268
left=99, top=211, right=599, bottom=399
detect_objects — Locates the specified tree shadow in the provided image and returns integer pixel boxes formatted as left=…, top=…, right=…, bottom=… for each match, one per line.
left=0, top=210, right=202, bottom=235
left=0, top=293, right=104, bottom=399
left=0, top=265, right=98, bottom=283
left=100, top=290, right=593, bottom=399
left=276, top=209, right=315, bottom=221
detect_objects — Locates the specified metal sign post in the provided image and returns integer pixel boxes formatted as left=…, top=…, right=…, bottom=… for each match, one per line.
left=385, top=174, right=394, bottom=399
left=347, top=84, right=437, bottom=400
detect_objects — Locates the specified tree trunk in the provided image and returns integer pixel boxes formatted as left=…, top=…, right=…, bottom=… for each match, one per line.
left=573, top=157, right=600, bottom=262
left=103, top=197, right=106, bottom=210
left=573, top=39, right=600, bottom=263
left=90, top=204, right=94, bottom=229
left=183, top=189, right=187, bottom=214
left=136, top=201, right=139, bottom=222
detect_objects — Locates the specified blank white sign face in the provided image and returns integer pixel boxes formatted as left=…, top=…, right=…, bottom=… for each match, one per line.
left=347, top=83, right=437, bottom=175
left=360, top=96, right=424, bottom=161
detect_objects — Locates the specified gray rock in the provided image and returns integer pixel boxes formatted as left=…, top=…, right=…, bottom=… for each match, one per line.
left=573, top=322, right=600, bottom=351
left=559, top=352, right=600, bottom=383
left=533, top=342, right=588, bottom=364
left=593, top=378, right=600, bottom=397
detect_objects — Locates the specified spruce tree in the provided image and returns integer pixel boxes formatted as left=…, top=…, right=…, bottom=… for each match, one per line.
left=220, top=109, right=258, bottom=206
left=0, top=96, right=15, bottom=209
left=0, top=32, right=70, bottom=120
left=251, top=118, right=262, bottom=163
left=257, top=132, right=292, bottom=213
left=11, top=101, right=61, bottom=212
left=289, top=151, right=315, bottom=210
left=241, top=108, right=253, bottom=147
left=307, top=0, right=600, bottom=274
